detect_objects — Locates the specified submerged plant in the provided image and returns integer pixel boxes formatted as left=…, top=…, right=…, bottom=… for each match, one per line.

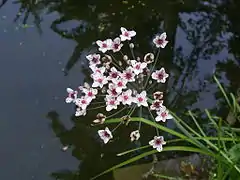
left=65, top=27, right=171, bottom=151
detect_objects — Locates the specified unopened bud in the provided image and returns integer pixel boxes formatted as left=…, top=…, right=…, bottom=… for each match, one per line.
left=129, top=43, right=134, bottom=49
left=101, top=87, right=106, bottom=93
left=118, top=61, right=123, bottom=66
left=149, top=80, right=152, bottom=84
left=123, top=55, right=128, bottom=61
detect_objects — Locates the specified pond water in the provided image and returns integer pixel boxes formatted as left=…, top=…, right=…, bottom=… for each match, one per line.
left=0, top=0, right=240, bottom=179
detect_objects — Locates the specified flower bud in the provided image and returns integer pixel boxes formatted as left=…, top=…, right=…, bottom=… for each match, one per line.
left=118, top=61, right=123, bottom=66
left=123, top=55, right=128, bottom=61
left=129, top=43, right=134, bottom=49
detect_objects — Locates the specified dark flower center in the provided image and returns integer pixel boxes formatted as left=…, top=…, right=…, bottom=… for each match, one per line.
left=111, top=89, right=118, bottom=96
left=111, top=72, right=118, bottom=78
left=126, top=72, right=132, bottom=79
left=153, top=101, right=161, bottom=108
left=123, top=95, right=128, bottom=100
left=88, top=92, right=93, bottom=96
left=97, top=78, right=103, bottom=83
left=157, top=39, right=163, bottom=45
left=117, top=82, right=123, bottom=87
left=92, top=57, right=98, bottom=63
left=109, top=100, right=115, bottom=105
left=114, top=43, right=119, bottom=49
left=161, top=112, right=167, bottom=118
left=102, top=43, right=107, bottom=48
left=155, top=139, right=162, bottom=145
left=136, top=64, right=140, bottom=69
left=104, top=131, right=110, bottom=138
left=70, top=93, right=75, bottom=99
left=158, top=73, right=163, bottom=79
left=124, top=32, right=129, bottom=36
left=81, top=100, right=87, bottom=104
left=138, top=97, right=143, bottom=102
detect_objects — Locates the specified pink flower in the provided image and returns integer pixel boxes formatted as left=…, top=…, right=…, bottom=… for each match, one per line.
left=130, top=60, right=147, bottom=75
left=149, top=136, right=166, bottom=152
left=75, top=107, right=86, bottom=117
left=130, top=130, right=140, bottom=141
left=107, top=67, right=120, bottom=82
left=82, top=87, right=98, bottom=101
left=86, top=54, right=101, bottom=66
left=134, top=91, right=148, bottom=107
left=153, top=32, right=168, bottom=48
left=107, top=83, right=120, bottom=97
left=111, top=37, right=123, bottom=52
left=120, top=27, right=136, bottom=41
left=96, top=39, right=112, bottom=53
left=92, top=74, right=108, bottom=88
left=112, top=78, right=128, bottom=92
left=75, top=96, right=91, bottom=110
left=117, top=89, right=133, bottom=105
left=151, top=68, right=169, bottom=83
left=121, top=67, right=135, bottom=82
left=150, top=100, right=163, bottom=111
left=98, top=127, right=113, bottom=144
left=65, top=88, right=78, bottom=103
left=155, top=106, right=173, bottom=122
left=90, top=66, right=106, bottom=75
left=105, top=95, right=120, bottom=111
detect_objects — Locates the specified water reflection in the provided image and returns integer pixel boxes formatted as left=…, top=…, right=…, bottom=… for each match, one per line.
left=2, top=0, right=240, bottom=179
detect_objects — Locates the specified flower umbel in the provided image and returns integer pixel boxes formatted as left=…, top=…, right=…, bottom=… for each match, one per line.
left=65, top=27, right=171, bottom=152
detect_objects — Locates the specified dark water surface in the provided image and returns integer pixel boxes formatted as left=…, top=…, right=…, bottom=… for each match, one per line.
left=0, top=0, right=240, bottom=179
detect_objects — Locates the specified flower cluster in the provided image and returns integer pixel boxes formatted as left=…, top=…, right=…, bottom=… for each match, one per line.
left=65, top=27, right=171, bottom=152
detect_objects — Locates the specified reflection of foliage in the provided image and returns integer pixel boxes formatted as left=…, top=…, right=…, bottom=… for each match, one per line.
left=4, top=0, right=240, bottom=179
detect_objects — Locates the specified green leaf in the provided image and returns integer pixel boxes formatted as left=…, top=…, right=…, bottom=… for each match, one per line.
left=91, top=146, right=214, bottom=180
left=229, top=143, right=240, bottom=163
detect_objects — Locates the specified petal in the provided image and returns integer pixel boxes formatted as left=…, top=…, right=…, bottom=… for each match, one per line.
left=67, top=88, right=74, bottom=93
left=98, top=130, right=105, bottom=137
left=159, top=32, right=167, bottom=40
left=86, top=54, right=93, bottom=60
left=106, top=105, right=112, bottom=111
left=99, top=47, right=107, bottom=53
left=129, top=30, right=136, bottom=37
left=141, top=91, right=147, bottom=97
left=160, top=40, right=168, bottom=48
left=155, top=115, right=161, bottom=122
left=96, top=40, right=102, bottom=46
left=120, top=27, right=127, bottom=33
left=149, top=140, right=155, bottom=146
left=114, top=37, right=121, bottom=43
left=141, top=62, right=147, bottom=69
left=120, top=35, right=127, bottom=41
left=103, top=137, right=110, bottom=144
left=156, top=145, right=163, bottom=152
left=142, top=101, right=148, bottom=107
left=65, top=97, right=73, bottom=103
left=92, top=82, right=99, bottom=87
left=106, top=39, right=113, bottom=46
left=167, top=114, right=173, bottom=119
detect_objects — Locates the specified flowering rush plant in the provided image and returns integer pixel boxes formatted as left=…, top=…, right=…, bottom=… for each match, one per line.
left=65, top=27, right=173, bottom=152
